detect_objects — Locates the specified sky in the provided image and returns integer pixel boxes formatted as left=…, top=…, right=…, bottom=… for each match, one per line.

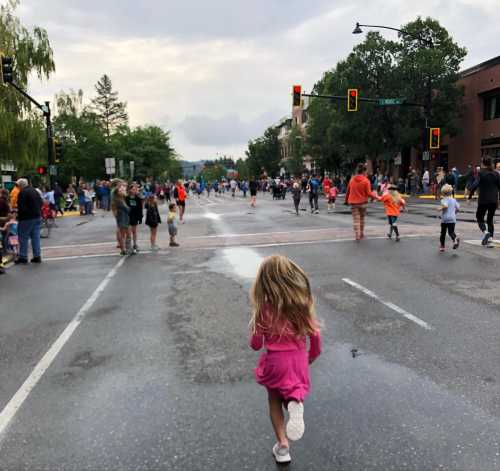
left=15, top=0, right=500, bottom=162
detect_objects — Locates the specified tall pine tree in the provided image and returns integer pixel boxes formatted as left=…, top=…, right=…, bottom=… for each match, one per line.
left=91, top=74, right=128, bottom=140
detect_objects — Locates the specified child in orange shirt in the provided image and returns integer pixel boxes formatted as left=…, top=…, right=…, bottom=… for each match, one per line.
left=378, top=185, right=406, bottom=242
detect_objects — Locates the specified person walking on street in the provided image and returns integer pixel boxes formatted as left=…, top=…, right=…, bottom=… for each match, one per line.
left=377, top=185, right=406, bottom=242
left=292, top=181, right=301, bottom=215
left=249, top=255, right=321, bottom=464
left=308, top=175, right=320, bottom=214
left=468, top=156, right=500, bottom=247
left=249, top=178, right=258, bottom=208
left=14, top=178, right=43, bottom=264
left=174, top=180, right=187, bottom=224
left=345, top=163, right=375, bottom=241
left=145, top=195, right=161, bottom=251
left=439, top=184, right=460, bottom=252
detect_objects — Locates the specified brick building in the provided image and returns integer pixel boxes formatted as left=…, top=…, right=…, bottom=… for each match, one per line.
left=444, top=55, right=500, bottom=171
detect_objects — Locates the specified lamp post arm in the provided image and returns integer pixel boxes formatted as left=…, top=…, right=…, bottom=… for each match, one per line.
left=357, top=23, right=433, bottom=47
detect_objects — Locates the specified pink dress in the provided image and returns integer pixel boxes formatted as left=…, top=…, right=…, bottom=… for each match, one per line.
left=250, top=309, right=322, bottom=402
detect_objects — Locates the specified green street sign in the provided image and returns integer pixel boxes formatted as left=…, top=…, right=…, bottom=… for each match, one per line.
left=378, top=98, right=404, bottom=106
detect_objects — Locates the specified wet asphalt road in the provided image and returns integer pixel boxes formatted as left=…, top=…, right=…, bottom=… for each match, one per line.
left=1, top=192, right=500, bottom=470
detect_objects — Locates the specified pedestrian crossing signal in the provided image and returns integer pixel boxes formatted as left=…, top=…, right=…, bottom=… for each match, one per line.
left=1, top=56, right=14, bottom=84
left=293, top=85, right=302, bottom=107
left=429, top=127, right=440, bottom=149
left=347, top=88, right=358, bottom=112
left=37, top=166, right=47, bottom=175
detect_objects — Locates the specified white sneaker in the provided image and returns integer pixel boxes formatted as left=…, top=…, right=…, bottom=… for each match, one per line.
left=286, top=401, right=304, bottom=441
left=272, top=443, right=291, bottom=464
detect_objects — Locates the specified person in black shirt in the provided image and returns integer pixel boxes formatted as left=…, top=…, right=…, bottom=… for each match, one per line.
left=249, top=178, right=258, bottom=208
left=15, top=178, right=43, bottom=264
left=469, top=157, right=500, bottom=246
left=125, top=183, right=143, bottom=253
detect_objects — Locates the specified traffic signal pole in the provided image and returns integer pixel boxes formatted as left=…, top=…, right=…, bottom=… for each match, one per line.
left=6, top=82, right=55, bottom=186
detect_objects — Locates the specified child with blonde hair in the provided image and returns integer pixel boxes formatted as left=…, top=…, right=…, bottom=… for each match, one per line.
left=377, top=185, right=406, bottom=241
left=250, top=255, right=321, bottom=464
left=439, top=184, right=460, bottom=252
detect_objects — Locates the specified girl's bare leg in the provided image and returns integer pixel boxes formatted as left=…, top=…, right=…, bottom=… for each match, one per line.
left=268, top=391, right=288, bottom=448
left=150, top=227, right=157, bottom=247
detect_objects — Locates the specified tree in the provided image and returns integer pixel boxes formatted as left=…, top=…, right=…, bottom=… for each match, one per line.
left=91, top=74, right=128, bottom=140
left=110, top=125, right=177, bottom=179
left=53, top=90, right=108, bottom=182
left=246, top=127, right=281, bottom=178
left=305, top=17, right=466, bottom=173
left=0, top=0, right=55, bottom=170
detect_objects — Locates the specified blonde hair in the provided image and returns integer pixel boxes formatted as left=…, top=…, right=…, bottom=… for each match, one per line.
left=441, top=184, right=453, bottom=196
left=388, top=187, right=401, bottom=204
left=250, top=255, right=318, bottom=336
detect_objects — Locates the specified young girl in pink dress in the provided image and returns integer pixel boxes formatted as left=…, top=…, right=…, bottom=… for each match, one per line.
left=249, top=255, right=322, bottom=464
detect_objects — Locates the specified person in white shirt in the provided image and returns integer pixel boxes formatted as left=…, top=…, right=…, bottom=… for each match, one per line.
left=422, top=169, right=430, bottom=194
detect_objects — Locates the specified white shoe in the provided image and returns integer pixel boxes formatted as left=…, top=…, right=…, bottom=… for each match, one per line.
left=272, top=443, right=291, bottom=464
left=286, top=401, right=304, bottom=441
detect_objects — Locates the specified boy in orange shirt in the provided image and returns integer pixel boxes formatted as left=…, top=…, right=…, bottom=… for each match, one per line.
left=378, top=185, right=406, bottom=242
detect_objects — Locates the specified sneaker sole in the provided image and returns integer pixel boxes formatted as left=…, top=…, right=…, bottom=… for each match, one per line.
left=272, top=445, right=291, bottom=464
left=286, top=401, right=304, bottom=441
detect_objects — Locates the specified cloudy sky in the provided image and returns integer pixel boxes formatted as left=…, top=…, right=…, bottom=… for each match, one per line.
left=17, top=0, right=500, bottom=162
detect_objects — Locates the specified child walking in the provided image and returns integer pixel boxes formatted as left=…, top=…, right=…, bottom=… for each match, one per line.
left=328, top=185, right=338, bottom=212
left=378, top=185, right=406, bottom=241
left=167, top=203, right=180, bottom=247
left=250, top=255, right=321, bottom=464
left=111, top=183, right=130, bottom=256
left=145, top=195, right=161, bottom=251
left=439, top=184, right=460, bottom=252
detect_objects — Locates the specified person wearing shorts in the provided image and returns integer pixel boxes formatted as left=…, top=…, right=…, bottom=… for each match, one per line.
left=174, top=180, right=187, bottom=223
left=125, top=183, right=143, bottom=253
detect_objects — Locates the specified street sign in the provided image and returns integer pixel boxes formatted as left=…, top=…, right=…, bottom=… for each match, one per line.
left=422, top=151, right=430, bottom=161
left=378, top=98, right=404, bottom=106
left=105, top=157, right=116, bottom=175
left=48, top=165, right=57, bottom=176
left=394, top=152, right=402, bottom=165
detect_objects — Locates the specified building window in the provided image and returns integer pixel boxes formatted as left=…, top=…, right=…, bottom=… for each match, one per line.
left=484, top=94, right=500, bottom=120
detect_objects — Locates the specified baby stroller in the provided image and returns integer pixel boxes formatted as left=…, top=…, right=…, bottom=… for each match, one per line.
left=65, top=192, right=76, bottom=211
left=1, top=221, right=19, bottom=259
left=272, top=184, right=281, bottom=200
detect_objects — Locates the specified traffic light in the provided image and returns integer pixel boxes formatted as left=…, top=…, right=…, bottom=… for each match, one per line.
left=429, top=127, right=440, bottom=149
left=347, top=88, right=358, bottom=112
left=54, top=139, right=63, bottom=163
left=1, top=56, right=13, bottom=84
left=292, top=85, right=302, bottom=107
left=37, top=166, right=47, bottom=175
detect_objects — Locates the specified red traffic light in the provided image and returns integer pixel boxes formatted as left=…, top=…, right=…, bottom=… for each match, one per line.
left=429, top=127, right=440, bottom=149
left=37, top=166, right=46, bottom=175
left=292, top=85, right=302, bottom=106
left=347, top=88, right=358, bottom=112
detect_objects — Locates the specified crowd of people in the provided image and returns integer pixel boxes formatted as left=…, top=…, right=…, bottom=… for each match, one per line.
left=1, top=159, right=499, bottom=274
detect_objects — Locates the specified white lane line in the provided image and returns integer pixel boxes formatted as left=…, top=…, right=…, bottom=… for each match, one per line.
left=0, top=256, right=127, bottom=438
left=342, top=278, right=432, bottom=330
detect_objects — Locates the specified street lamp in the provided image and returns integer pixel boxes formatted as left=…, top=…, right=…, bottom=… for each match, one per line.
left=352, top=22, right=433, bottom=47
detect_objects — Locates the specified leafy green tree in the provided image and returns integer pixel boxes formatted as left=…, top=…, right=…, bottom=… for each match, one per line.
left=91, top=74, right=128, bottom=140
left=200, top=163, right=227, bottom=182
left=305, top=17, right=466, bottom=172
left=246, top=127, right=281, bottom=178
left=235, top=158, right=249, bottom=180
left=53, top=90, right=108, bottom=182
left=110, top=125, right=176, bottom=179
left=0, top=0, right=55, bottom=170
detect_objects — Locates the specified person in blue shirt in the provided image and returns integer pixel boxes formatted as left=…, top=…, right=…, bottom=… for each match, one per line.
left=439, top=184, right=460, bottom=252
left=308, top=175, right=320, bottom=214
